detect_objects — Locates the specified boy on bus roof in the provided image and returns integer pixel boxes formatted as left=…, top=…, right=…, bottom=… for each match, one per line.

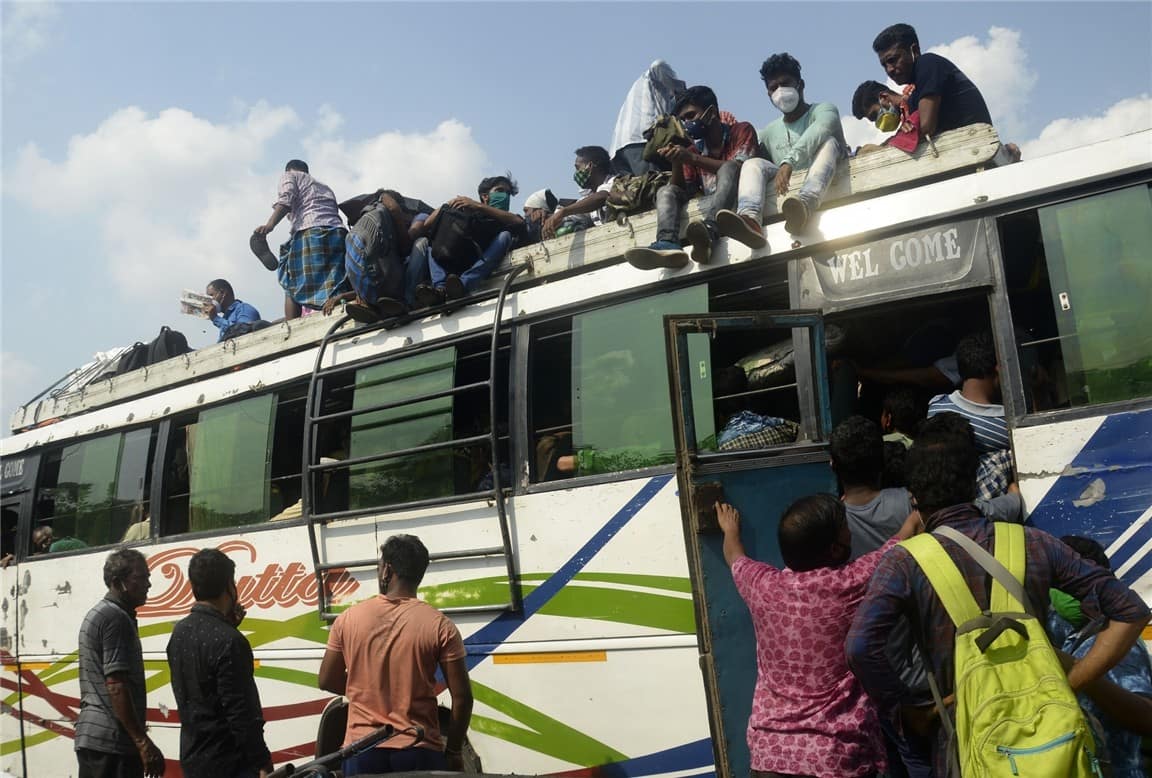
left=718, top=52, right=848, bottom=242
left=203, top=279, right=261, bottom=342
left=542, top=146, right=616, bottom=240
left=624, top=85, right=759, bottom=271
left=717, top=495, right=922, bottom=777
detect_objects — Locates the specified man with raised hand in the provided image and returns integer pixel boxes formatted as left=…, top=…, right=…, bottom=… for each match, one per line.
left=319, top=534, right=473, bottom=775
left=76, top=549, right=165, bottom=778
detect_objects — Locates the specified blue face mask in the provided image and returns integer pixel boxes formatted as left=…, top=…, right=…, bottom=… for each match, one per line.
left=487, top=190, right=511, bottom=211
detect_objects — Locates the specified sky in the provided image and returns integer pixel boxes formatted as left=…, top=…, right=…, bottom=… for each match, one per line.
left=2, top=1, right=1151, bottom=434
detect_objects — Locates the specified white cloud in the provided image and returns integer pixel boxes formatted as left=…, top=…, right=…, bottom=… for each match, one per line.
left=5, top=103, right=489, bottom=318
left=2, top=1, right=60, bottom=63
left=928, top=27, right=1036, bottom=142
left=1021, top=95, right=1152, bottom=160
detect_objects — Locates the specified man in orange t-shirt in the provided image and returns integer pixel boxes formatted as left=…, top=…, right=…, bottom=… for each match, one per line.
left=319, top=534, right=473, bottom=774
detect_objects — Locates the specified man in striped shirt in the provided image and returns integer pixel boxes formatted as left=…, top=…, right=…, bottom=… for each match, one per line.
left=926, top=331, right=1008, bottom=452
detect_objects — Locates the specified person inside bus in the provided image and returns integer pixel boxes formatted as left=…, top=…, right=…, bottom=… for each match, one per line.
left=203, top=279, right=261, bottom=342
left=717, top=495, right=922, bottom=778
left=253, top=159, right=351, bottom=320
left=542, top=146, right=616, bottom=240
left=408, top=174, right=526, bottom=308
left=719, top=52, right=847, bottom=243
left=925, top=331, right=1007, bottom=454
left=624, top=85, right=758, bottom=271
left=1048, top=536, right=1152, bottom=778
left=880, top=387, right=922, bottom=449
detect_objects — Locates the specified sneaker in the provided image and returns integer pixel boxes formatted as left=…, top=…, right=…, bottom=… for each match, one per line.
left=625, top=240, right=690, bottom=271
left=375, top=297, right=408, bottom=318
left=443, top=274, right=467, bottom=301
left=344, top=301, right=381, bottom=324
left=414, top=284, right=445, bottom=309
left=685, top=219, right=718, bottom=264
left=716, top=209, right=767, bottom=249
left=249, top=232, right=279, bottom=271
left=781, top=197, right=809, bottom=234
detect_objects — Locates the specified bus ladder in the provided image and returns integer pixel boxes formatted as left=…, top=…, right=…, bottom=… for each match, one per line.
left=302, top=264, right=531, bottom=622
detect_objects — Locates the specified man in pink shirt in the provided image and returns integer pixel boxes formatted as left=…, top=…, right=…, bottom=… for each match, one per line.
left=718, top=496, right=920, bottom=777
left=318, top=534, right=473, bottom=775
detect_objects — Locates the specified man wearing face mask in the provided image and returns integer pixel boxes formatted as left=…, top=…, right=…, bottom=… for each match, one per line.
left=872, top=23, right=991, bottom=140
left=410, top=174, right=526, bottom=306
left=76, top=549, right=166, bottom=778
left=202, top=279, right=261, bottom=342
left=719, top=53, right=847, bottom=243
left=542, top=146, right=616, bottom=240
left=625, top=85, right=759, bottom=270
left=166, top=548, right=273, bottom=778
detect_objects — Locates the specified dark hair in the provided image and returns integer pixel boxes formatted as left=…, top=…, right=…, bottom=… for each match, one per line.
left=104, top=548, right=147, bottom=588
left=759, top=52, right=802, bottom=84
left=955, top=332, right=998, bottom=381
left=852, top=80, right=890, bottom=120
left=778, top=494, right=846, bottom=572
left=574, top=146, right=611, bottom=172
left=673, top=85, right=719, bottom=115
left=1060, top=536, right=1111, bottom=570
left=883, top=388, right=922, bottom=436
left=189, top=548, right=237, bottom=600
left=917, top=411, right=978, bottom=455
left=478, top=172, right=519, bottom=199
left=207, top=278, right=233, bottom=296
left=285, top=159, right=310, bottom=173
left=905, top=439, right=978, bottom=518
left=881, top=441, right=908, bottom=488
left=872, top=23, right=919, bottom=53
left=380, top=534, right=431, bottom=585
left=829, top=416, right=884, bottom=488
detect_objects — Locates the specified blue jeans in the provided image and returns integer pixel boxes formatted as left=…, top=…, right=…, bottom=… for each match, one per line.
left=654, top=159, right=741, bottom=243
left=342, top=746, right=447, bottom=776
left=404, top=237, right=432, bottom=306
left=429, top=231, right=514, bottom=292
left=736, top=137, right=844, bottom=219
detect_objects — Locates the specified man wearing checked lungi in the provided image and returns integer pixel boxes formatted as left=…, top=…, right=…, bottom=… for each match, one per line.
left=253, top=159, right=351, bottom=319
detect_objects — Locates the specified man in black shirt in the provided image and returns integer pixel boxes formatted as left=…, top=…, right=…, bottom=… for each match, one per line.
left=872, top=23, right=992, bottom=138
left=167, top=549, right=273, bottom=778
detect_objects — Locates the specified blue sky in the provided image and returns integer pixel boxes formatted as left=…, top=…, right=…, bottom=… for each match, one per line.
left=2, top=1, right=1151, bottom=432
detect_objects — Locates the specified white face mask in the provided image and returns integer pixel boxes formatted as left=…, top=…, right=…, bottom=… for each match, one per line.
left=771, top=86, right=801, bottom=114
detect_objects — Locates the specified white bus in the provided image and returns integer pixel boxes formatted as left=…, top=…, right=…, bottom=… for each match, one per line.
left=2, top=126, right=1149, bottom=777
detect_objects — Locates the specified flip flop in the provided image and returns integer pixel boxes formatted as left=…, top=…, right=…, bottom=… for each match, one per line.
left=250, top=233, right=279, bottom=271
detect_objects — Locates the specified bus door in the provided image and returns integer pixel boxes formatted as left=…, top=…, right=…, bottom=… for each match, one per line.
left=664, top=311, right=835, bottom=778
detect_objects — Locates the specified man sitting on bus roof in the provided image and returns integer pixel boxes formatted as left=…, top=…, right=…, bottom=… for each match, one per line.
left=253, top=159, right=351, bottom=320
left=203, top=279, right=261, bottom=342
left=542, top=146, right=616, bottom=240
left=719, top=52, right=847, bottom=242
left=624, top=85, right=759, bottom=271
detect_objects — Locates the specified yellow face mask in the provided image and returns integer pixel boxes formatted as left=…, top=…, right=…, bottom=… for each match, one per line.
left=875, top=106, right=901, bottom=132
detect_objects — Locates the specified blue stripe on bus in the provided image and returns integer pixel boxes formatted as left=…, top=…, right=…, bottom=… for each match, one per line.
left=1027, top=408, right=1152, bottom=585
left=463, top=474, right=674, bottom=669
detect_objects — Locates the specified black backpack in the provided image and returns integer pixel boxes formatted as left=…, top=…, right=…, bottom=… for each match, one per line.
left=113, top=343, right=150, bottom=376
left=145, top=326, right=191, bottom=365
left=429, top=206, right=505, bottom=274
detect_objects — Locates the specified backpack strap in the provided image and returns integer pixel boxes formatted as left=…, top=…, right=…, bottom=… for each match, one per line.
left=936, top=524, right=1034, bottom=616
left=900, top=534, right=982, bottom=627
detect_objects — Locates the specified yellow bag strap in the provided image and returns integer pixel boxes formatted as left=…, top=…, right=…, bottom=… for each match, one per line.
left=991, top=522, right=1027, bottom=613
left=900, top=533, right=982, bottom=627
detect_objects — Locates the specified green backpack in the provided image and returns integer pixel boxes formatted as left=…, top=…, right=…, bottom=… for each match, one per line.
left=901, top=523, right=1102, bottom=777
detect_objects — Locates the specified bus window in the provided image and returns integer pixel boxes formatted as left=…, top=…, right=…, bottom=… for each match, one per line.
left=312, top=333, right=511, bottom=516
left=267, top=384, right=307, bottom=520
left=529, top=285, right=713, bottom=483
left=33, top=426, right=157, bottom=551
left=1002, top=184, right=1152, bottom=411
left=162, top=394, right=275, bottom=534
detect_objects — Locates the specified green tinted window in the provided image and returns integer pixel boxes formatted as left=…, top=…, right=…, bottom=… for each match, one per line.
left=348, top=347, right=456, bottom=507
left=189, top=394, right=274, bottom=531
left=570, top=286, right=713, bottom=475
left=1038, top=185, right=1152, bottom=406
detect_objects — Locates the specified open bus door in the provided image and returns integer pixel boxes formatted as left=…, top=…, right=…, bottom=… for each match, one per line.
left=664, top=311, right=836, bottom=778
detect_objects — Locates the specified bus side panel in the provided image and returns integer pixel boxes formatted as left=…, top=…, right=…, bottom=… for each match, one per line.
left=1015, top=406, right=1152, bottom=608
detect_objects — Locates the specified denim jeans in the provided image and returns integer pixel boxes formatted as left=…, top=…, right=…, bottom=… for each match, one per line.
left=429, top=231, right=514, bottom=292
left=654, top=159, right=741, bottom=243
left=404, top=237, right=432, bottom=305
left=735, top=137, right=844, bottom=221
left=342, top=746, right=447, bottom=776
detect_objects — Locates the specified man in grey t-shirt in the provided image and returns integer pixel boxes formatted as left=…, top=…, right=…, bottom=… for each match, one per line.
left=829, top=416, right=913, bottom=559
left=76, top=549, right=164, bottom=778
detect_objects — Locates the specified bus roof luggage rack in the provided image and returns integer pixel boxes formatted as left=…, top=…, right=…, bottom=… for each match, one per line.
left=302, top=265, right=531, bottom=623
